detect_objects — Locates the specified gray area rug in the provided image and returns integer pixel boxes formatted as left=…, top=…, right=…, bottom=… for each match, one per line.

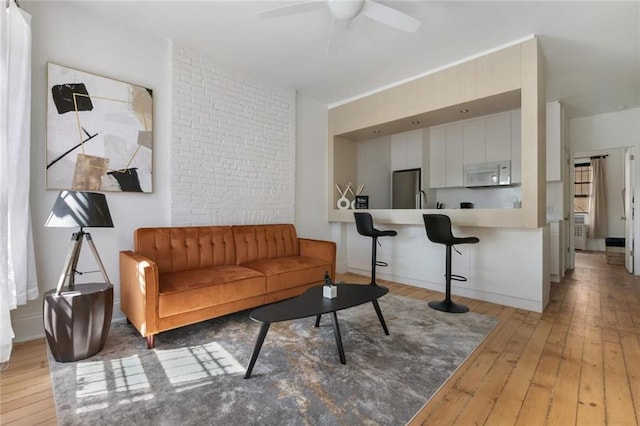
left=49, top=293, right=498, bottom=426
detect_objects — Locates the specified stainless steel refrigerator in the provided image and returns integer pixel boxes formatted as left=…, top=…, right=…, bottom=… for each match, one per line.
left=392, top=168, right=424, bottom=209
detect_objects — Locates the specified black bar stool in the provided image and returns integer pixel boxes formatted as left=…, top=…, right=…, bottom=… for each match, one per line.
left=354, top=212, right=397, bottom=286
left=423, top=214, right=479, bottom=313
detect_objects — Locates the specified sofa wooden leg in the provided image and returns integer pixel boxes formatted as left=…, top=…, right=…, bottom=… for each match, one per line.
left=146, top=335, right=155, bottom=349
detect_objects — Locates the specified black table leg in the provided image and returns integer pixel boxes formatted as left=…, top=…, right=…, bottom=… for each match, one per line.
left=371, top=300, right=389, bottom=335
left=331, top=312, right=346, bottom=364
left=315, top=314, right=321, bottom=327
left=244, top=322, right=270, bottom=379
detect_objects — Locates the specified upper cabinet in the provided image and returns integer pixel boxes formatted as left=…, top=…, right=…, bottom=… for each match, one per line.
left=446, top=124, right=464, bottom=187
left=429, top=126, right=447, bottom=188
left=391, top=129, right=423, bottom=171
left=463, top=113, right=511, bottom=165
left=430, top=123, right=463, bottom=188
left=485, top=113, right=511, bottom=163
left=431, top=111, right=516, bottom=188
left=463, top=119, right=485, bottom=165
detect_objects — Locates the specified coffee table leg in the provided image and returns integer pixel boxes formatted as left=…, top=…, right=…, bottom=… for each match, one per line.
left=371, top=300, right=389, bottom=335
left=331, top=312, right=346, bottom=364
left=244, top=322, right=270, bottom=379
left=315, top=315, right=321, bottom=327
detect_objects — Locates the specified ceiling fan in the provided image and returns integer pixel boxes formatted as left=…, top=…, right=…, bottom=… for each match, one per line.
left=257, top=0, right=422, bottom=53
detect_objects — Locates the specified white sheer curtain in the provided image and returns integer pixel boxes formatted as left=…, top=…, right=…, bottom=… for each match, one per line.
left=588, top=157, right=608, bottom=239
left=1, top=0, right=38, bottom=364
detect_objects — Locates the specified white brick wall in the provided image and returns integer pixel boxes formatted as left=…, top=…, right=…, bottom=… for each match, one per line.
left=171, top=45, right=296, bottom=225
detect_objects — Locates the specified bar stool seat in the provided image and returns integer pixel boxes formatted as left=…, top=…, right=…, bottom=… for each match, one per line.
left=423, top=214, right=479, bottom=313
left=354, top=212, right=397, bottom=286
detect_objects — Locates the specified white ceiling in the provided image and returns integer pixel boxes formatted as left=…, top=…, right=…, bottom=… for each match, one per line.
left=65, top=1, right=639, bottom=118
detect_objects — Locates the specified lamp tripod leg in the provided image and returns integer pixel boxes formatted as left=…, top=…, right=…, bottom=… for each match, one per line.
left=85, top=233, right=112, bottom=285
left=54, top=233, right=84, bottom=295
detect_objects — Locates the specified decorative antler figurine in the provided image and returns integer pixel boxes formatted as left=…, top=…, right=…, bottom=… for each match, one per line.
left=335, top=184, right=352, bottom=210
left=349, top=183, right=365, bottom=209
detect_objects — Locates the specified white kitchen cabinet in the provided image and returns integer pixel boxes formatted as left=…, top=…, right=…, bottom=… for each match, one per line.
left=462, top=111, right=511, bottom=166
left=463, top=119, right=485, bottom=165
left=446, top=123, right=464, bottom=187
left=429, top=124, right=463, bottom=188
left=511, top=111, right=522, bottom=184
left=485, top=113, right=511, bottom=162
left=429, top=126, right=446, bottom=188
left=391, top=129, right=422, bottom=171
left=406, top=130, right=423, bottom=169
left=390, top=133, right=407, bottom=172
left=431, top=111, right=514, bottom=188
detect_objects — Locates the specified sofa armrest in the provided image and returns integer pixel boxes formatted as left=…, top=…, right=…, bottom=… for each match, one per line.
left=119, top=251, right=160, bottom=337
left=299, top=238, right=336, bottom=280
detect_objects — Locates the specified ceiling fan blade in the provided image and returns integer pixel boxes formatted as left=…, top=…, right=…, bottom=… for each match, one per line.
left=257, top=0, right=325, bottom=20
left=326, top=18, right=348, bottom=55
left=361, top=0, right=422, bottom=33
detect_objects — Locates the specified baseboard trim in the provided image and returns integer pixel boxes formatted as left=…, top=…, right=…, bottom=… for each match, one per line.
left=336, top=261, right=348, bottom=274
left=347, top=267, right=543, bottom=313
left=12, top=300, right=126, bottom=343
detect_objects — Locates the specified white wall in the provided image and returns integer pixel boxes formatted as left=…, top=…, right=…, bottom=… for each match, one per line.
left=12, top=2, right=172, bottom=341
left=571, top=108, right=640, bottom=149
left=571, top=108, right=640, bottom=270
left=295, top=95, right=333, bottom=238
left=172, top=45, right=296, bottom=225
left=294, top=94, right=347, bottom=271
left=356, top=136, right=391, bottom=209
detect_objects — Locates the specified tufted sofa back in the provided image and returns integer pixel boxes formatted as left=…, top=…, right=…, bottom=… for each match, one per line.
left=135, top=226, right=236, bottom=274
left=232, top=224, right=300, bottom=265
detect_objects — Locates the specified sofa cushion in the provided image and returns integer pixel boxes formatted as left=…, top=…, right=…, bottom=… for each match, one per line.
left=158, top=266, right=265, bottom=318
left=232, top=224, right=300, bottom=265
left=135, top=226, right=236, bottom=274
left=241, top=256, right=331, bottom=294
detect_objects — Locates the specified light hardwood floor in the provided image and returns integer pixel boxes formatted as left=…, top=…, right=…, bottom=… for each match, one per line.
left=1, top=252, right=639, bottom=425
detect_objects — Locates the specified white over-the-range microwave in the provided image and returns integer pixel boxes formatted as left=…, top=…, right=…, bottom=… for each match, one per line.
left=463, top=161, right=511, bottom=187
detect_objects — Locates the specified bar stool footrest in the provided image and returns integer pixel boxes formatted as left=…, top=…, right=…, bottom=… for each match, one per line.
left=375, top=261, right=388, bottom=267
left=450, top=274, right=467, bottom=282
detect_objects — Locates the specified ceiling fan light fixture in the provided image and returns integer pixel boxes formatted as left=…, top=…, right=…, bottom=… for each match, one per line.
left=328, top=0, right=365, bottom=21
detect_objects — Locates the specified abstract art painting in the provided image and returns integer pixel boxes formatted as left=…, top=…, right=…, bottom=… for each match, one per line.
left=46, top=63, right=153, bottom=192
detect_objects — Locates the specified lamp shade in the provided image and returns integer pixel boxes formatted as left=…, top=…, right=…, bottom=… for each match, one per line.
left=45, top=191, right=113, bottom=228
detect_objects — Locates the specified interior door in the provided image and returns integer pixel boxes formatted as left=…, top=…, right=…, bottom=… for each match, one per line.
left=624, top=148, right=634, bottom=273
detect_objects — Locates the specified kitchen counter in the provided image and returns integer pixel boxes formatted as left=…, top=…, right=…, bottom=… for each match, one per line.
left=329, top=207, right=536, bottom=229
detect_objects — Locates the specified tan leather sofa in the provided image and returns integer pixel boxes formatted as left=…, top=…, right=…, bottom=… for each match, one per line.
left=120, top=224, right=336, bottom=348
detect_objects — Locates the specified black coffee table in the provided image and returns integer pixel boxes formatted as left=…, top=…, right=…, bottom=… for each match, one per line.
left=244, top=283, right=389, bottom=379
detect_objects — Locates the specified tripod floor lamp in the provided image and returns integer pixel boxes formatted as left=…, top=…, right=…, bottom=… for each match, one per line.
left=43, top=191, right=114, bottom=362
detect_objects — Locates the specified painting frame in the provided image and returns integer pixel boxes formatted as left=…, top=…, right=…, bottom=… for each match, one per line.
left=46, top=63, right=153, bottom=193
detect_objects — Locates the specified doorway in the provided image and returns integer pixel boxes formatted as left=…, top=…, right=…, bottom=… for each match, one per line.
left=571, top=147, right=634, bottom=273
left=624, top=147, right=634, bottom=273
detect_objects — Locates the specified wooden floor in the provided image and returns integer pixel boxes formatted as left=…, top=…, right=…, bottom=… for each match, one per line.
left=1, top=252, right=639, bottom=425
